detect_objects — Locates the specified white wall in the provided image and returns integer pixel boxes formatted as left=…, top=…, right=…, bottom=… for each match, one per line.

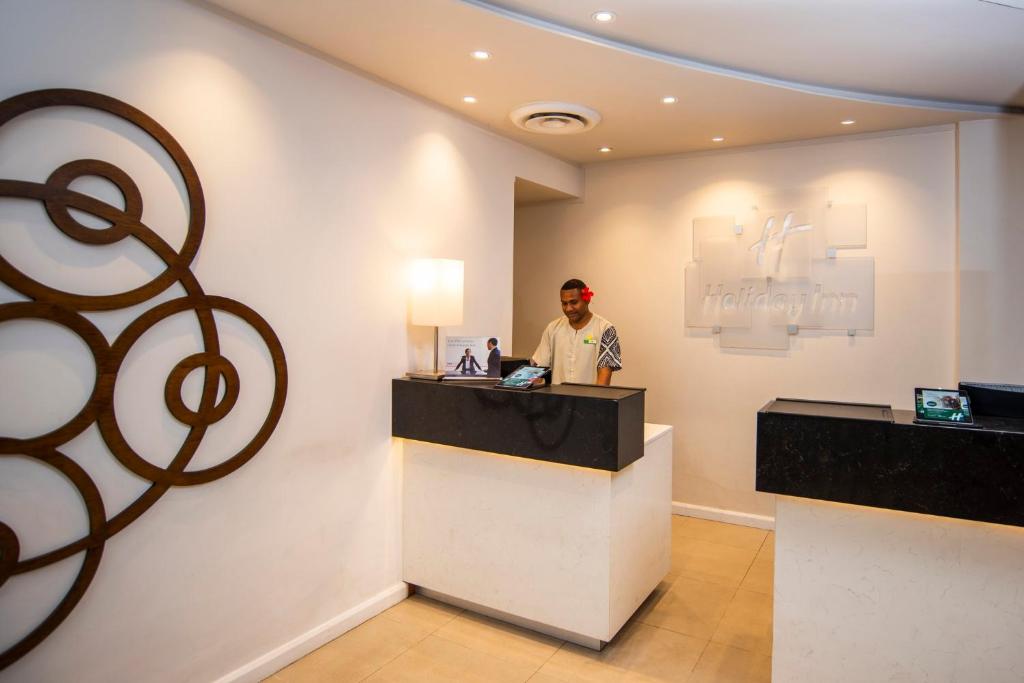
left=0, top=1, right=580, bottom=681
left=514, top=129, right=958, bottom=517
left=958, top=118, right=1024, bottom=385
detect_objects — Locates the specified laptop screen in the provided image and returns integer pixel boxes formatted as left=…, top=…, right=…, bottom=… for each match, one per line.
left=915, top=388, right=974, bottom=424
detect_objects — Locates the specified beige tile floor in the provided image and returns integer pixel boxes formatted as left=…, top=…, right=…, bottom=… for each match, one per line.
left=267, top=516, right=773, bottom=683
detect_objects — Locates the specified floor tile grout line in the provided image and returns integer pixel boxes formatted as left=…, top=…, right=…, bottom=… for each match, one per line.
left=645, top=523, right=750, bottom=679
left=627, top=619, right=719, bottom=682
left=355, top=605, right=463, bottom=682
left=353, top=627, right=430, bottom=682
left=427, top=618, right=566, bottom=677
left=709, top=549, right=775, bottom=658
left=688, top=637, right=716, bottom=680
left=525, top=638, right=568, bottom=681
left=428, top=612, right=544, bottom=651
left=649, top=521, right=766, bottom=644
left=742, top=532, right=775, bottom=595
left=377, top=599, right=573, bottom=680
left=755, top=531, right=773, bottom=560
left=702, top=541, right=758, bottom=650
left=706, top=604, right=751, bottom=656
left=673, top=517, right=769, bottom=550
left=673, top=534, right=768, bottom=554
left=732, top=529, right=767, bottom=593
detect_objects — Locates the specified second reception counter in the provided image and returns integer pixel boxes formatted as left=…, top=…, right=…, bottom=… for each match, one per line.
left=757, top=397, right=1024, bottom=682
left=392, top=378, right=672, bottom=649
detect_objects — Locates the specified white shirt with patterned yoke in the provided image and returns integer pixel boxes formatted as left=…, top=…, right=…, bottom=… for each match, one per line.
left=531, top=313, right=622, bottom=385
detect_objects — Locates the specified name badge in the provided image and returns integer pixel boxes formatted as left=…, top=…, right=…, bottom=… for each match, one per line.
left=583, top=334, right=597, bottom=345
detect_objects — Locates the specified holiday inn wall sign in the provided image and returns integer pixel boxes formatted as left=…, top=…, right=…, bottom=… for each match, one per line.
left=684, top=187, right=873, bottom=350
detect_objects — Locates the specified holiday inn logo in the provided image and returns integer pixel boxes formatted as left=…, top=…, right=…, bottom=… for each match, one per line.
left=684, top=188, right=874, bottom=350
left=748, top=211, right=813, bottom=269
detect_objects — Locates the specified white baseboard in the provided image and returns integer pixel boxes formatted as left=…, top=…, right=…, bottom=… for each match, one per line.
left=673, top=501, right=775, bottom=530
left=212, top=581, right=409, bottom=683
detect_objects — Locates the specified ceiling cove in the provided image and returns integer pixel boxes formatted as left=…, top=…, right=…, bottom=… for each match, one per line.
left=461, top=0, right=1024, bottom=115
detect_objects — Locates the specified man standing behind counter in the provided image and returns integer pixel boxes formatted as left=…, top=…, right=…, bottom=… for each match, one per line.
left=532, top=279, right=622, bottom=386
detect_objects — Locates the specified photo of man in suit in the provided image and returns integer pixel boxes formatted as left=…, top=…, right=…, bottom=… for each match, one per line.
left=486, top=337, right=501, bottom=377
left=454, top=348, right=483, bottom=375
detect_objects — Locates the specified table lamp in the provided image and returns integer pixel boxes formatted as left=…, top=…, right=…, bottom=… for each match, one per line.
left=407, top=258, right=464, bottom=380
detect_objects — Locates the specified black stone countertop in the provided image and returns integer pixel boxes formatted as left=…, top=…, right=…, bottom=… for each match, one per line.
left=756, top=398, right=1024, bottom=527
left=392, top=378, right=645, bottom=471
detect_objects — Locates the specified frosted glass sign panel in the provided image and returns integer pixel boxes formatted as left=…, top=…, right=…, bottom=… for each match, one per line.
left=684, top=262, right=752, bottom=329
left=805, top=258, right=874, bottom=330
left=720, top=310, right=791, bottom=350
left=683, top=263, right=705, bottom=328
left=685, top=188, right=873, bottom=350
left=699, top=241, right=742, bottom=295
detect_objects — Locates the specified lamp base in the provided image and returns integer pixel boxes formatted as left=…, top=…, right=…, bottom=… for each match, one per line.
left=406, top=370, right=446, bottom=381
left=407, top=325, right=445, bottom=381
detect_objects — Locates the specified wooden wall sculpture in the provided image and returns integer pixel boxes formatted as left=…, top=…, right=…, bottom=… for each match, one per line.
left=0, top=89, right=288, bottom=670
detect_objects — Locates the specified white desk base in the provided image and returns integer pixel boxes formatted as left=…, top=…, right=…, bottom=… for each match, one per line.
left=402, top=424, right=672, bottom=649
left=774, top=497, right=1024, bottom=682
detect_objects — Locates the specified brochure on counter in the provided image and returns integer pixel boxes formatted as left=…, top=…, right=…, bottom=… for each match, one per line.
left=443, top=335, right=501, bottom=380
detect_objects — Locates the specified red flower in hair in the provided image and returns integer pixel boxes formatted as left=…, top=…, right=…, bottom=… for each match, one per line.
left=581, top=286, right=594, bottom=302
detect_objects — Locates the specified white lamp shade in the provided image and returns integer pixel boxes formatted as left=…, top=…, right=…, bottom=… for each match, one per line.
left=409, top=258, right=464, bottom=326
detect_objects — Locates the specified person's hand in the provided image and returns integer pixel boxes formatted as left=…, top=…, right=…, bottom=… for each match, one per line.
left=530, top=376, right=547, bottom=387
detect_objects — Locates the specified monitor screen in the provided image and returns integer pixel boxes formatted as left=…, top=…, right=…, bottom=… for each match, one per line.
left=915, top=388, right=973, bottom=423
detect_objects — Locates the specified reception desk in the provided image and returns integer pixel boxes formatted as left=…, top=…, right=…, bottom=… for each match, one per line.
left=392, top=379, right=672, bottom=649
left=757, top=399, right=1024, bottom=682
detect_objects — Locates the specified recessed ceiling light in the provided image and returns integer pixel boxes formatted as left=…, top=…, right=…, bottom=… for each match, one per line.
left=841, top=119, right=856, bottom=125
left=598, top=146, right=613, bottom=153
left=592, top=10, right=616, bottom=22
left=662, top=96, right=677, bottom=104
left=471, top=50, right=491, bottom=60
left=463, top=96, right=477, bottom=104
left=711, top=136, right=725, bottom=142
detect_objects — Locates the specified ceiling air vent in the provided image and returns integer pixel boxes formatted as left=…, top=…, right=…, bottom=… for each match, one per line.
left=510, top=102, right=601, bottom=135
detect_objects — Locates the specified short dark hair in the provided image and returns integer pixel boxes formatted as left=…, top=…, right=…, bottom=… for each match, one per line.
left=561, top=278, right=587, bottom=292
left=488, top=337, right=498, bottom=346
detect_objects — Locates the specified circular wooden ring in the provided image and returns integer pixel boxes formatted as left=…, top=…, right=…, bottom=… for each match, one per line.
left=0, top=449, right=106, bottom=671
left=0, top=88, right=205, bottom=311
left=0, top=302, right=110, bottom=452
left=164, top=352, right=240, bottom=427
left=98, top=294, right=287, bottom=487
left=0, top=522, right=18, bottom=590
left=43, top=159, right=143, bottom=245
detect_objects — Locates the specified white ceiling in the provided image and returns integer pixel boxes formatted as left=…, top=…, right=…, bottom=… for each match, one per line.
left=206, top=0, right=1024, bottom=164
left=493, top=0, right=1024, bottom=108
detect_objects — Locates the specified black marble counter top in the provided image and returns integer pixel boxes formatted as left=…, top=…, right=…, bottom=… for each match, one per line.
left=392, top=378, right=645, bottom=471
left=756, top=398, right=1024, bottom=527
